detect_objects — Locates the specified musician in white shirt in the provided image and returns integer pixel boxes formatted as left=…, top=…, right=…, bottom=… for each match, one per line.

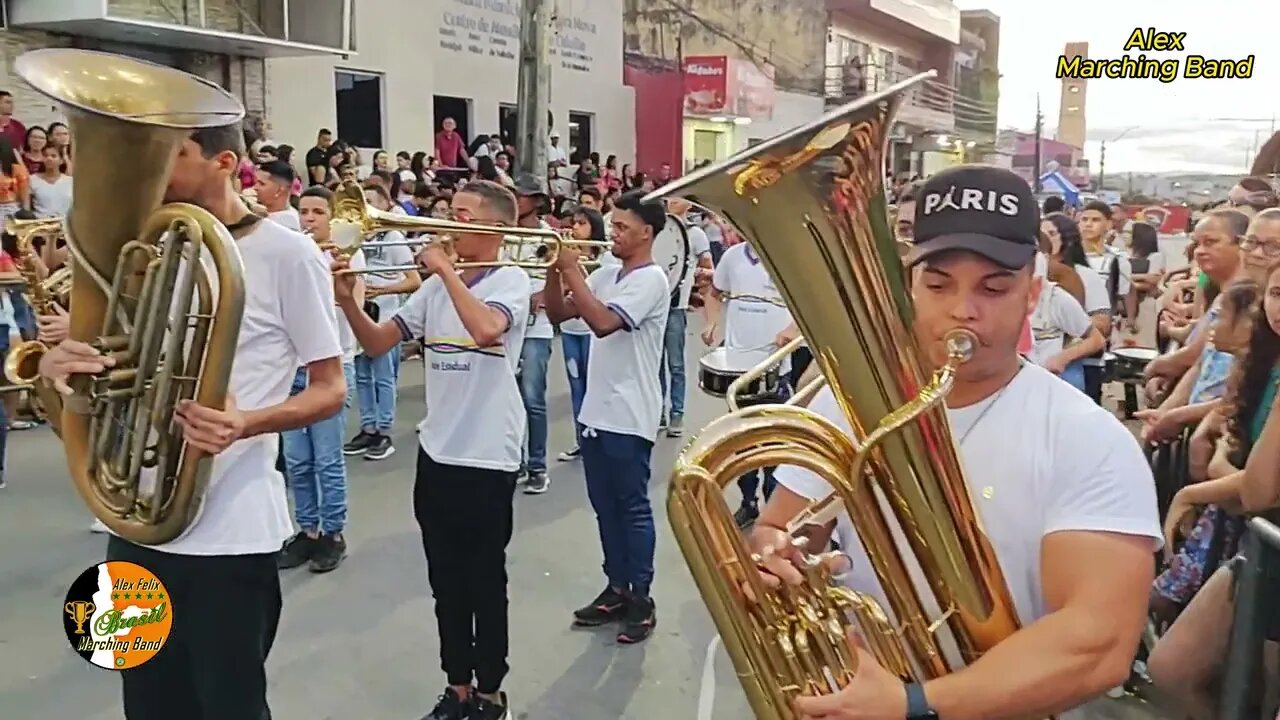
left=333, top=179, right=527, bottom=720
left=39, top=124, right=347, bottom=720
left=545, top=191, right=670, bottom=645
left=276, top=185, right=365, bottom=574
left=752, top=165, right=1159, bottom=720
left=701, top=241, right=795, bottom=528
left=253, top=160, right=301, bottom=231
left=660, top=198, right=712, bottom=437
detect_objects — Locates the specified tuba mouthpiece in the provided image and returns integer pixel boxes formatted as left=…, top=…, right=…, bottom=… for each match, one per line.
left=944, top=329, right=978, bottom=365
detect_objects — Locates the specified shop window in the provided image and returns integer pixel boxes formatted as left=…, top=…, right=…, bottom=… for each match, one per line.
left=335, top=70, right=383, bottom=149
left=569, top=112, right=594, bottom=164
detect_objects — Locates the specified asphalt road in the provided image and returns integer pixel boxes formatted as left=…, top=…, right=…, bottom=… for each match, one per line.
left=0, top=327, right=1171, bottom=720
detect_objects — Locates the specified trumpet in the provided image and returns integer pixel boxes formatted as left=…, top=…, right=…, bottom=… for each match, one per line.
left=324, top=180, right=609, bottom=275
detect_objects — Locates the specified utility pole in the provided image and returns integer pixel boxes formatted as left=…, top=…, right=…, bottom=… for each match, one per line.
left=516, top=0, right=554, bottom=177
left=1033, top=94, right=1043, bottom=193
left=1098, top=140, right=1107, bottom=191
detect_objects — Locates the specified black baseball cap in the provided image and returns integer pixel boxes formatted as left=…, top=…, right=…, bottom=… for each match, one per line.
left=906, top=164, right=1039, bottom=269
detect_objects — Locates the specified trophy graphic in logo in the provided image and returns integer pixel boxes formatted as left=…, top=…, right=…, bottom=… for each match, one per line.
left=64, top=600, right=95, bottom=635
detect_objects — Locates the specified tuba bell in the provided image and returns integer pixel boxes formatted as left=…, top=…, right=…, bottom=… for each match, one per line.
left=651, top=72, right=1025, bottom=719
left=15, top=48, right=248, bottom=546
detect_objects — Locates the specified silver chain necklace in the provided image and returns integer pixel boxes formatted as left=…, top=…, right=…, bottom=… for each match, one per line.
left=955, top=361, right=1024, bottom=447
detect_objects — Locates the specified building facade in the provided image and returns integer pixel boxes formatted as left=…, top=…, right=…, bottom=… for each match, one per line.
left=1056, top=41, right=1088, bottom=149
left=1, top=0, right=636, bottom=170
left=623, top=0, right=827, bottom=175
left=824, top=0, right=999, bottom=178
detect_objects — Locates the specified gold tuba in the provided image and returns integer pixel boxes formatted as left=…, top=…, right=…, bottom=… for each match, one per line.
left=653, top=73, right=1024, bottom=719
left=15, top=48, right=248, bottom=545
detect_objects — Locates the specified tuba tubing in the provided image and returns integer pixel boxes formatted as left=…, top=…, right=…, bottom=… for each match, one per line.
left=651, top=72, right=1027, bottom=719
left=16, top=48, right=247, bottom=546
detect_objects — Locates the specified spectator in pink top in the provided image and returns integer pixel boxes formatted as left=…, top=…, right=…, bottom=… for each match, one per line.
left=434, top=117, right=467, bottom=169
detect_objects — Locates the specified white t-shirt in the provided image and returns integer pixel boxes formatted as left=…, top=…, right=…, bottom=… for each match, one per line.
left=153, top=219, right=343, bottom=555
left=1075, top=261, right=1113, bottom=367
left=268, top=206, right=301, bottom=232
left=360, top=231, right=416, bottom=318
left=776, top=366, right=1160, bottom=706
left=674, top=222, right=712, bottom=310
left=578, top=264, right=670, bottom=440
left=392, top=266, right=530, bottom=471
left=1086, top=247, right=1131, bottom=299
left=1027, top=282, right=1093, bottom=368
left=29, top=174, right=72, bottom=218
left=326, top=248, right=365, bottom=362
left=711, top=243, right=793, bottom=372
left=504, top=223, right=554, bottom=340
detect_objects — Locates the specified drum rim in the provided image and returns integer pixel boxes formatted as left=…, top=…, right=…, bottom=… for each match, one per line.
left=1113, top=347, right=1160, bottom=360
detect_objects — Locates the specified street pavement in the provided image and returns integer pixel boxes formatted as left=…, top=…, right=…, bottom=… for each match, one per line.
left=0, top=327, right=1172, bottom=719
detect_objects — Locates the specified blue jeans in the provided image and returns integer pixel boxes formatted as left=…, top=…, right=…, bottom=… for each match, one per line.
left=356, top=345, right=399, bottom=433
left=561, top=332, right=591, bottom=439
left=580, top=429, right=656, bottom=596
left=9, top=291, right=34, bottom=341
left=282, top=363, right=355, bottom=534
left=1062, top=360, right=1087, bottom=394
left=519, top=337, right=552, bottom=473
left=659, top=308, right=687, bottom=419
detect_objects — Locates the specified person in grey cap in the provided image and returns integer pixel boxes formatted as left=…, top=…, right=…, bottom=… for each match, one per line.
left=510, top=172, right=555, bottom=494
left=750, top=166, right=1161, bottom=720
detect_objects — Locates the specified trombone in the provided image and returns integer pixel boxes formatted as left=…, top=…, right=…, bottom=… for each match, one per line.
left=324, top=181, right=609, bottom=275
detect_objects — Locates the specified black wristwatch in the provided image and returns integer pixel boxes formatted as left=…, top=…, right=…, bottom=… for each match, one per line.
left=904, top=681, right=939, bottom=720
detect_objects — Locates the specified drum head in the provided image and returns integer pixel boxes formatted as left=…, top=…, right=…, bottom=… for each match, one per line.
left=653, top=214, right=692, bottom=296
left=1114, top=347, right=1159, bottom=361
left=699, top=346, right=734, bottom=372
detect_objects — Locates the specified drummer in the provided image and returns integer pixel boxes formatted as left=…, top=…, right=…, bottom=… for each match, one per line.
left=700, top=240, right=795, bottom=529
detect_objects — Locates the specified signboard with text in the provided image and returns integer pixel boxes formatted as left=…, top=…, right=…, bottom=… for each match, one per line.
left=437, top=0, right=600, bottom=73
left=682, top=55, right=775, bottom=120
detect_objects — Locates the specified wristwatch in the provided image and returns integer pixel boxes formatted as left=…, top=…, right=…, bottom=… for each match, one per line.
left=904, top=681, right=939, bottom=720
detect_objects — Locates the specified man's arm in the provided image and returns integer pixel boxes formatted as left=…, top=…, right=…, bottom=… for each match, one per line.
left=561, top=266, right=629, bottom=338
left=242, top=356, right=345, bottom=436
left=543, top=265, right=576, bottom=323
left=923, top=531, right=1153, bottom=720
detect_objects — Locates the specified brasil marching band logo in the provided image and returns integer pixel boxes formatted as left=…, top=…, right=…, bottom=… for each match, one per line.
left=62, top=561, right=173, bottom=670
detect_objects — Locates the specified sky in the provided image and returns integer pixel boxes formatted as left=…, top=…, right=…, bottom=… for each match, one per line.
left=953, top=0, right=1279, bottom=174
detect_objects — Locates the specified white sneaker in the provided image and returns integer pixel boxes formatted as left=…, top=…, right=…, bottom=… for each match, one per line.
left=89, top=518, right=109, bottom=534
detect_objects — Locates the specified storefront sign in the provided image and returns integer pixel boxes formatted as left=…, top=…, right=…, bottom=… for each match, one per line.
left=683, top=55, right=775, bottom=120
left=437, top=0, right=600, bottom=73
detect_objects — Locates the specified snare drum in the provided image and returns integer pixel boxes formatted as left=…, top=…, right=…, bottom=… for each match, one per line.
left=1111, top=347, right=1159, bottom=383
left=698, top=347, right=781, bottom=402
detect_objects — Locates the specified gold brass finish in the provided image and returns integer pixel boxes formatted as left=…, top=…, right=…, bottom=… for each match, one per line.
left=16, top=48, right=248, bottom=546
left=327, top=181, right=610, bottom=274
left=3, top=216, right=67, bottom=405
left=653, top=72, right=1024, bottom=719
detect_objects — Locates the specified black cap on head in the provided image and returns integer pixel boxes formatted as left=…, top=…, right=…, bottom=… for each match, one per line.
left=907, top=164, right=1039, bottom=270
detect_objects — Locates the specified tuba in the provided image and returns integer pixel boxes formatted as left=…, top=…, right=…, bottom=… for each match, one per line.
left=15, top=48, right=247, bottom=546
left=652, top=73, right=1024, bottom=719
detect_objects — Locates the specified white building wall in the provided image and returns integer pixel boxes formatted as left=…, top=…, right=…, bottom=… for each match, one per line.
left=737, top=91, right=824, bottom=150
left=268, top=0, right=635, bottom=163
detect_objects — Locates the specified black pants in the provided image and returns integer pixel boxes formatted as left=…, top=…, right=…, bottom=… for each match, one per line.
left=106, top=535, right=281, bottom=720
left=1084, top=363, right=1105, bottom=405
left=414, top=449, right=518, bottom=694
left=788, top=346, right=814, bottom=389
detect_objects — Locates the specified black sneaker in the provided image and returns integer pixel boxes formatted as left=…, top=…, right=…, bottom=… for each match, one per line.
left=309, top=534, right=347, bottom=574
left=557, top=446, right=581, bottom=461
left=278, top=532, right=318, bottom=569
left=733, top=502, right=759, bottom=529
left=422, top=687, right=470, bottom=720
left=343, top=431, right=377, bottom=456
left=617, top=593, right=657, bottom=644
left=572, top=586, right=628, bottom=626
left=469, top=692, right=512, bottom=720
left=523, top=471, right=550, bottom=495
left=666, top=415, right=684, bottom=438
left=365, top=434, right=395, bottom=461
